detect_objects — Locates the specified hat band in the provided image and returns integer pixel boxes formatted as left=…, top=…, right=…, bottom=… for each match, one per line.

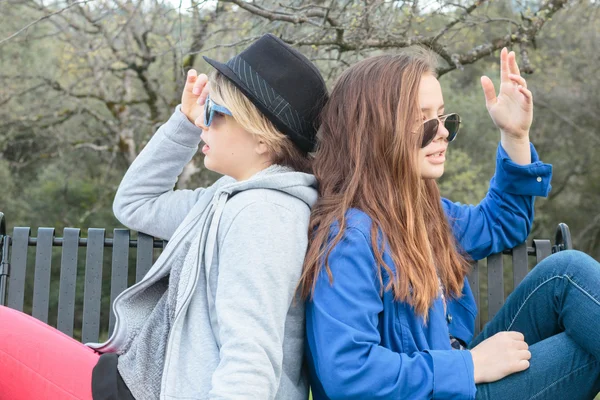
left=226, top=55, right=312, bottom=139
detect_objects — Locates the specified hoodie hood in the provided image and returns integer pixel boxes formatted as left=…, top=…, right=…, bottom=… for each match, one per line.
left=216, top=165, right=318, bottom=209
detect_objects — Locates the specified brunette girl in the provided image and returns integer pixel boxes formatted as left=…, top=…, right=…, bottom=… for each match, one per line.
left=302, top=48, right=600, bottom=399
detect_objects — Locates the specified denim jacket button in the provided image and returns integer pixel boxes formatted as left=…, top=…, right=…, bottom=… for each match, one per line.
left=537, top=177, right=542, bottom=182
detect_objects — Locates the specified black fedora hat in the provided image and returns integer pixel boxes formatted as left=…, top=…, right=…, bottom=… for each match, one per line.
left=203, top=34, right=328, bottom=153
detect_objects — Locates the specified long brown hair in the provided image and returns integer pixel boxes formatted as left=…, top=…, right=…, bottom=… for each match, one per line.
left=299, top=50, right=470, bottom=319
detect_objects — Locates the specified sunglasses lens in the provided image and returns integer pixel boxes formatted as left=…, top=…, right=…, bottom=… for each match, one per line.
left=444, top=114, right=460, bottom=141
left=204, top=98, right=212, bottom=126
left=421, top=119, right=439, bottom=148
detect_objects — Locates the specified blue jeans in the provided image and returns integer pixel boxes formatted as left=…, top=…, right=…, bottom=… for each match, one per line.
left=469, top=250, right=600, bottom=400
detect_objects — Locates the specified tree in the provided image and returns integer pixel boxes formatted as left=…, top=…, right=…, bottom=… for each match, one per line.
left=1, top=0, right=598, bottom=259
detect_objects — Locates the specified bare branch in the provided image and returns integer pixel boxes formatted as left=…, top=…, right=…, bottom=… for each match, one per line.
left=437, top=0, right=568, bottom=74
left=217, top=0, right=568, bottom=76
left=279, top=2, right=331, bottom=12
left=0, top=0, right=94, bottom=47
left=73, top=143, right=111, bottom=152
left=0, top=84, right=45, bottom=107
left=432, top=0, right=488, bottom=45
left=187, top=35, right=263, bottom=55
left=219, top=0, right=339, bottom=27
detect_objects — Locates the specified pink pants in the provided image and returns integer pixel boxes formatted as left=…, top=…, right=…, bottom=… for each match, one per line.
left=0, top=305, right=99, bottom=400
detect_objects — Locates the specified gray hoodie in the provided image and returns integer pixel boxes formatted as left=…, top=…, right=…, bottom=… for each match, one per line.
left=87, top=106, right=316, bottom=400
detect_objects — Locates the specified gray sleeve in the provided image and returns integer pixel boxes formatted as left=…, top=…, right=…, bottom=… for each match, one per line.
left=113, top=105, right=220, bottom=240
left=209, top=202, right=307, bottom=400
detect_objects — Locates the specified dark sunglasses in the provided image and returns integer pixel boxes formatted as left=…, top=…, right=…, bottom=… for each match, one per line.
left=421, top=113, right=461, bottom=148
left=204, top=96, right=233, bottom=127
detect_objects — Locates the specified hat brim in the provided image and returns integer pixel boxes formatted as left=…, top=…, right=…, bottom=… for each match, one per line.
left=203, top=55, right=314, bottom=153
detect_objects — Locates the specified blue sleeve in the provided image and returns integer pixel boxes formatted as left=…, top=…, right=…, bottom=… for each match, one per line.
left=443, top=143, right=552, bottom=260
left=306, top=227, right=476, bottom=400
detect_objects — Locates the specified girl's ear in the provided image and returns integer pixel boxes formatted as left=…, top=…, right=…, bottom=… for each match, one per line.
left=255, top=140, right=270, bottom=156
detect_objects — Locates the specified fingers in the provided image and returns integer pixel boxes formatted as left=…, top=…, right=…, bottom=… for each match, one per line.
left=519, top=349, right=532, bottom=360
left=481, top=75, right=497, bottom=107
left=184, top=70, right=208, bottom=98
left=500, top=47, right=510, bottom=83
left=514, top=340, right=529, bottom=350
left=519, top=85, right=533, bottom=105
left=509, top=73, right=527, bottom=88
left=515, top=358, right=530, bottom=372
left=508, top=73, right=533, bottom=105
left=506, top=331, right=525, bottom=341
left=185, top=69, right=198, bottom=92
left=512, top=335, right=531, bottom=374
left=508, top=50, right=521, bottom=76
left=197, top=81, right=210, bottom=106
left=192, top=73, right=208, bottom=96
left=514, top=350, right=531, bottom=371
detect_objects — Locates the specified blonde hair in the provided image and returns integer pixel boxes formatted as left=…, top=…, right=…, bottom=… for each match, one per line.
left=209, top=71, right=312, bottom=173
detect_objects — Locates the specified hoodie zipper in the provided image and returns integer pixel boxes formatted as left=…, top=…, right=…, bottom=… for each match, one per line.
left=88, top=209, right=205, bottom=350
left=160, top=197, right=220, bottom=393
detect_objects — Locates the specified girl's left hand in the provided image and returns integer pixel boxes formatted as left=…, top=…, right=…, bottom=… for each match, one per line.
left=480, top=48, right=533, bottom=140
left=181, top=69, right=209, bottom=124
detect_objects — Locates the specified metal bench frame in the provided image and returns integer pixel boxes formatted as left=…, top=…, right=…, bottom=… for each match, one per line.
left=0, top=211, right=573, bottom=342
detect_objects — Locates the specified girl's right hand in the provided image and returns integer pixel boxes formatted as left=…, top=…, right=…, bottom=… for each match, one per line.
left=469, top=331, right=531, bottom=383
left=181, top=69, right=210, bottom=124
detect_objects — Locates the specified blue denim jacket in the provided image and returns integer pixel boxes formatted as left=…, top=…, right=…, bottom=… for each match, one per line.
left=306, top=143, right=553, bottom=400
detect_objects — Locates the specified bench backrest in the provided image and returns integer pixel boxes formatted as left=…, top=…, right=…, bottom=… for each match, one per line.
left=0, top=212, right=573, bottom=342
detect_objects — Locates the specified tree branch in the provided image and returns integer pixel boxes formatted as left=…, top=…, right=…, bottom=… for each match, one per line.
left=0, top=0, right=94, bottom=47
left=219, top=0, right=339, bottom=27
left=218, top=0, right=567, bottom=76
left=438, top=0, right=569, bottom=74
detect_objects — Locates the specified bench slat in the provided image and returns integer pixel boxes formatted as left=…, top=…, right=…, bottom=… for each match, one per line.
left=468, top=260, right=481, bottom=335
left=82, top=229, right=105, bottom=343
left=7, top=227, right=30, bottom=311
left=109, top=229, right=130, bottom=335
left=512, top=242, right=529, bottom=287
left=57, top=228, right=80, bottom=336
left=533, top=239, right=553, bottom=264
left=487, top=253, right=504, bottom=321
left=136, top=233, right=154, bottom=283
left=32, top=228, right=55, bottom=323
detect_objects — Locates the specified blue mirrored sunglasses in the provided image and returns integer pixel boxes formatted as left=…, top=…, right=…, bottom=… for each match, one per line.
left=203, top=96, right=233, bottom=127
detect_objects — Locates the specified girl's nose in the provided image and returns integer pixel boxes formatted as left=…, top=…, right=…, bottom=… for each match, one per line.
left=195, top=116, right=209, bottom=132
left=437, top=118, right=449, bottom=140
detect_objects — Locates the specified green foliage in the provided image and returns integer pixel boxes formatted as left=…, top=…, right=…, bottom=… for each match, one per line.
left=0, top=1, right=597, bottom=246
left=18, top=160, right=120, bottom=228
left=0, top=159, right=19, bottom=222
left=439, top=149, right=488, bottom=205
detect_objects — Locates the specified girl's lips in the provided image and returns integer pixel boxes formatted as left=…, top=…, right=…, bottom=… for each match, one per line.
left=202, top=144, right=210, bottom=154
left=426, top=148, right=446, bottom=156
left=426, top=150, right=445, bottom=164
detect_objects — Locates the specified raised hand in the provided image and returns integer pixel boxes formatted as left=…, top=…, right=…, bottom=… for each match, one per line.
left=470, top=331, right=531, bottom=384
left=480, top=48, right=533, bottom=140
left=181, top=69, right=210, bottom=124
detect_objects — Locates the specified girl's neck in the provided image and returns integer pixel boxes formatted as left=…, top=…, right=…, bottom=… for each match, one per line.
left=230, top=162, right=276, bottom=181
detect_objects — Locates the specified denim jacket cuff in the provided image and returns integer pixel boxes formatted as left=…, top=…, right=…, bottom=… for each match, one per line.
left=425, top=349, right=476, bottom=399
left=493, top=142, right=553, bottom=197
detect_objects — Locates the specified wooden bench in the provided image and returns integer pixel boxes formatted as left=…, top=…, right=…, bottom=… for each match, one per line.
left=0, top=211, right=573, bottom=341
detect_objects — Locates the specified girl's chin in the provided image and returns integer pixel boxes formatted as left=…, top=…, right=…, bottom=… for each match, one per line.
left=203, top=157, right=216, bottom=172
left=203, top=159, right=231, bottom=178
left=420, top=167, right=445, bottom=179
